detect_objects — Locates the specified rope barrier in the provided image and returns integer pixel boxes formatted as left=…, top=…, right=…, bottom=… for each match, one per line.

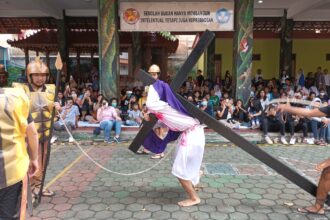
left=56, top=110, right=174, bottom=176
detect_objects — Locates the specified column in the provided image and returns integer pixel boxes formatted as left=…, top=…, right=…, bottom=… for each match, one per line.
left=160, top=47, right=168, bottom=81
left=279, top=10, right=294, bottom=77
left=144, top=47, right=152, bottom=71
left=45, top=50, right=50, bottom=69
left=90, top=50, right=94, bottom=67
left=132, top=32, right=142, bottom=75
left=128, top=46, right=133, bottom=77
left=24, top=48, right=29, bottom=67
left=57, top=10, right=69, bottom=78
left=76, top=49, right=81, bottom=75
left=206, top=38, right=215, bottom=80
left=98, top=0, right=120, bottom=99
left=232, top=0, right=254, bottom=105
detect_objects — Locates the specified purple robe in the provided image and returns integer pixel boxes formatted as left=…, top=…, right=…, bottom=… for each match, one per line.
left=143, top=80, right=191, bottom=153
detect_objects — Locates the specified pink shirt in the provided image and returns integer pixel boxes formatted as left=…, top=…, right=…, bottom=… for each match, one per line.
left=97, top=107, right=117, bottom=122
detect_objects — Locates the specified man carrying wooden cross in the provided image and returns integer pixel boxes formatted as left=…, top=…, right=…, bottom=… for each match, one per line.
left=142, top=64, right=205, bottom=207
left=278, top=103, right=330, bottom=215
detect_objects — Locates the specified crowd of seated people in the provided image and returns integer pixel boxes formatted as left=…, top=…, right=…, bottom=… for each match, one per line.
left=52, top=66, right=330, bottom=146
left=174, top=67, right=330, bottom=146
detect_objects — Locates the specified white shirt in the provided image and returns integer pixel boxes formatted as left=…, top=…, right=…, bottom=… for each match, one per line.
left=325, top=74, right=330, bottom=86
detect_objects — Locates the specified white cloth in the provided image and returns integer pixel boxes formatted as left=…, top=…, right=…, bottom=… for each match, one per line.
left=146, top=85, right=205, bottom=185
left=325, top=74, right=330, bottom=86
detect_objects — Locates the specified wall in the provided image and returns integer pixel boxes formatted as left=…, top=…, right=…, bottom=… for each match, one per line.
left=293, top=39, right=330, bottom=74
left=252, top=39, right=280, bottom=79
left=214, top=38, right=330, bottom=80
left=215, top=38, right=280, bottom=79
left=215, top=38, right=233, bottom=77
left=196, top=52, right=205, bottom=76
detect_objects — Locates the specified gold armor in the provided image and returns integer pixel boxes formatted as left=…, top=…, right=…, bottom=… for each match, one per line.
left=12, top=83, right=55, bottom=142
left=0, top=88, right=30, bottom=189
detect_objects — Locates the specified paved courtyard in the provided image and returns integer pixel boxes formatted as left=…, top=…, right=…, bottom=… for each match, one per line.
left=28, top=139, right=330, bottom=220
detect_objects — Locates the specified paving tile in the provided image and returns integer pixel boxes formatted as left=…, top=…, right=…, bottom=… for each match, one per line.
left=28, top=143, right=330, bottom=220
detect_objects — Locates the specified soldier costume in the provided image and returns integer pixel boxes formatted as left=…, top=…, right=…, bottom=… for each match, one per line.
left=13, top=57, right=55, bottom=205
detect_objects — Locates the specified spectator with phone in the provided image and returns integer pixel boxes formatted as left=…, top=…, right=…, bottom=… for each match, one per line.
left=97, top=98, right=123, bottom=143
left=51, top=97, right=80, bottom=143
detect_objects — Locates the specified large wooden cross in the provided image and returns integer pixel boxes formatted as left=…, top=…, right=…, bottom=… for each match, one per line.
left=129, top=30, right=330, bottom=205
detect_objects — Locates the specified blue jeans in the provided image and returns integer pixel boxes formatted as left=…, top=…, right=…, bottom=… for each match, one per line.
left=311, top=120, right=326, bottom=140
left=125, top=120, right=140, bottom=126
left=326, top=125, right=330, bottom=143
left=100, top=120, right=122, bottom=141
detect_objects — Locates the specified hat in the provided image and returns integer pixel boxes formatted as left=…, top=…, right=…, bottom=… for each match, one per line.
left=26, top=56, right=49, bottom=83
left=148, top=64, right=160, bottom=73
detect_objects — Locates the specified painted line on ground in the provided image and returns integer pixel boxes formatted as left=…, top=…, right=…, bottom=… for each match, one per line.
left=44, top=146, right=93, bottom=189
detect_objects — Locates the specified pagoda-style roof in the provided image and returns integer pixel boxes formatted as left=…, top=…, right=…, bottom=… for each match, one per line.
left=0, top=17, right=97, bottom=34
left=7, top=29, right=179, bottom=54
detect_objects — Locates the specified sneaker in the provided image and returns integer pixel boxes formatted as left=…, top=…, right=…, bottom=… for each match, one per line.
left=289, top=137, right=296, bottom=145
left=68, top=137, right=75, bottom=143
left=307, top=138, right=314, bottom=145
left=113, top=136, right=122, bottom=143
left=280, top=136, right=289, bottom=145
left=50, top=136, right=58, bottom=144
left=265, top=136, right=273, bottom=144
left=107, top=139, right=114, bottom=144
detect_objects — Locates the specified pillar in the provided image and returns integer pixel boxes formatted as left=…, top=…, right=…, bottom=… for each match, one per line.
left=90, top=50, right=94, bottom=67
left=206, top=38, right=215, bottom=80
left=128, top=46, right=133, bottom=77
left=232, top=0, right=254, bottom=105
left=160, top=47, right=168, bottom=81
left=45, top=50, right=50, bottom=69
left=144, top=47, right=152, bottom=71
left=57, top=10, right=69, bottom=78
left=24, top=48, right=29, bottom=67
left=279, top=10, right=294, bottom=77
left=98, top=0, right=120, bottom=100
left=132, top=32, right=142, bottom=75
left=76, top=49, right=81, bottom=76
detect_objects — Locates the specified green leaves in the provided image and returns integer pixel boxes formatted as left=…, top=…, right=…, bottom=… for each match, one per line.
left=159, top=31, right=177, bottom=41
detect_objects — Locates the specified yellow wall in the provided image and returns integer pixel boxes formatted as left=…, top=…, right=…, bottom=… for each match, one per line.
left=253, top=39, right=280, bottom=79
left=213, top=38, right=330, bottom=80
left=196, top=52, right=205, bottom=75
left=293, top=39, right=330, bottom=75
left=215, top=38, right=280, bottom=79
left=215, top=38, right=233, bottom=76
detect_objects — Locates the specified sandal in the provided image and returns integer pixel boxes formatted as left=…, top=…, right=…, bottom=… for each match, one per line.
left=320, top=140, right=327, bottom=146
left=42, top=189, right=55, bottom=197
left=297, top=207, right=325, bottom=215
left=136, top=150, right=150, bottom=155
left=151, top=153, right=164, bottom=159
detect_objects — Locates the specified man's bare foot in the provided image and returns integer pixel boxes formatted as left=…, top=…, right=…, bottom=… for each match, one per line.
left=178, top=198, right=201, bottom=207
left=297, top=206, right=325, bottom=215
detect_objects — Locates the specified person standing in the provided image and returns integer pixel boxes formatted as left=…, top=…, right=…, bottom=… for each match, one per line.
left=143, top=64, right=205, bottom=206
left=0, top=87, right=39, bottom=219
left=13, top=57, right=55, bottom=204
left=196, top=69, right=204, bottom=87
left=324, top=68, right=330, bottom=96
left=0, top=64, right=8, bottom=87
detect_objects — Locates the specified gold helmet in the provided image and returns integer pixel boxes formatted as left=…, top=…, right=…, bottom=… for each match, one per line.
left=148, top=64, right=160, bottom=73
left=26, top=57, right=49, bottom=83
